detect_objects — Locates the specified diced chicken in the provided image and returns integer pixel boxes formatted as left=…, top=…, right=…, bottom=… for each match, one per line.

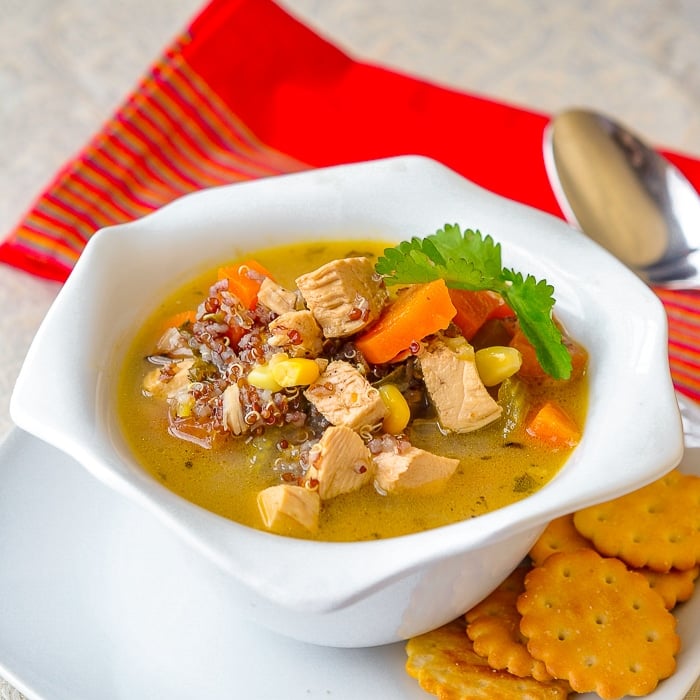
left=374, top=444, right=459, bottom=494
left=268, top=310, right=324, bottom=358
left=419, top=335, right=502, bottom=432
left=221, top=383, right=247, bottom=435
left=295, top=256, right=388, bottom=338
left=257, top=484, right=320, bottom=534
left=142, top=359, right=194, bottom=399
left=155, top=326, right=192, bottom=357
left=257, top=277, right=298, bottom=315
left=306, top=425, right=374, bottom=500
left=304, top=360, right=387, bottom=431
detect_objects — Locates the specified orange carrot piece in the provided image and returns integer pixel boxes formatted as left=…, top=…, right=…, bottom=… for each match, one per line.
left=225, top=324, right=246, bottom=348
left=354, top=279, right=457, bottom=364
left=217, top=259, right=273, bottom=310
left=448, top=289, right=512, bottom=340
left=161, top=310, right=196, bottom=332
left=525, top=401, right=581, bottom=449
left=509, top=324, right=588, bottom=382
left=508, top=327, right=543, bottom=380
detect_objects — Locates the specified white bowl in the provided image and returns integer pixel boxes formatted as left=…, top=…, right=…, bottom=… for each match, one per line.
left=10, top=155, right=684, bottom=647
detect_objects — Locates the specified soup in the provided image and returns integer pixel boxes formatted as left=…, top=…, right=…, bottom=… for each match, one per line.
left=118, top=238, right=587, bottom=541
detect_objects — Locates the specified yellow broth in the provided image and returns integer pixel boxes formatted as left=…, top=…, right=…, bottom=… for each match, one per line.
left=117, top=241, right=587, bottom=541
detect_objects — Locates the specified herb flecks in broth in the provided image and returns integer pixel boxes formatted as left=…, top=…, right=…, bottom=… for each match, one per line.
left=118, top=236, right=588, bottom=541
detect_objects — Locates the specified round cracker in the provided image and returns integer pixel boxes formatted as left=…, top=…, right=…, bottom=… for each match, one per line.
left=529, top=514, right=592, bottom=567
left=635, top=564, right=699, bottom=610
left=466, top=566, right=555, bottom=681
left=517, top=549, right=679, bottom=699
left=405, top=618, right=571, bottom=700
left=573, top=469, right=700, bottom=572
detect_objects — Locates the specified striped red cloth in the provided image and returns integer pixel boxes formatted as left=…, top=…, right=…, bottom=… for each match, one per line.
left=2, top=0, right=700, bottom=401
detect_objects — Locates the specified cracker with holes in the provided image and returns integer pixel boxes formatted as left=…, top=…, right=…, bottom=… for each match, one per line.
left=573, top=469, right=700, bottom=572
left=528, top=514, right=593, bottom=567
left=465, top=566, right=555, bottom=682
left=517, top=549, right=679, bottom=699
left=634, top=564, right=699, bottom=610
left=405, top=617, right=572, bottom=700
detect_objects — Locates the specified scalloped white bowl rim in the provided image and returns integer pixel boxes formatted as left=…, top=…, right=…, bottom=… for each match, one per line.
left=10, top=156, right=684, bottom=646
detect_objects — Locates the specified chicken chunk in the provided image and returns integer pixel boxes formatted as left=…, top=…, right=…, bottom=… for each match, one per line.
left=304, top=360, right=387, bottom=431
left=155, top=326, right=192, bottom=357
left=306, top=425, right=374, bottom=500
left=142, top=359, right=194, bottom=399
left=295, top=256, right=388, bottom=338
left=419, top=335, right=502, bottom=432
left=257, top=484, right=320, bottom=534
left=221, top=383, right=247, bottom=435
left=374, top=444, right=459, bottom=494
left=268, top=310, right=324, bottom=358
left=257, top=277, right=298, bottom=316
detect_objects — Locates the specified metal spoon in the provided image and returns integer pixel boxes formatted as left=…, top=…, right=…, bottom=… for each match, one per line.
left=544, top=108, right=700, bottom=289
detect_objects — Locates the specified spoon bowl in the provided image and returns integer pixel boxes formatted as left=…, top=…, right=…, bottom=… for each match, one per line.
left=544, top=108, right=700, bottom=289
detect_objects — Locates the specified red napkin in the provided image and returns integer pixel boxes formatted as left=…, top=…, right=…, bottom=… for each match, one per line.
left=2, top=0, right=700, bottom=401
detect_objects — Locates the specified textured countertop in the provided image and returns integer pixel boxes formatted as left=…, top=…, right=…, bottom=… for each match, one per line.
left=2, top=1, right=700, bottom=698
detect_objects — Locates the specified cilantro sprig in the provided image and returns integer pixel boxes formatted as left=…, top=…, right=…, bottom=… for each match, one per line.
left=375, top=224, right=572, bottom=380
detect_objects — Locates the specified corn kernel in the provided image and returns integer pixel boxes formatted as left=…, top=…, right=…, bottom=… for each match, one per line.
left=175, top=393, right=194, bottom=418
left=475, top=346, right=522, bottom=387
left=247, top=363, right=283, bottom=392
left=271, top=357, right=321, bottom=387
left=378, top=384, right=411, bottom=434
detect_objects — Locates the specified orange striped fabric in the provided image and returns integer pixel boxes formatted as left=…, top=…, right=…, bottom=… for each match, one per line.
left=656, top=288, right=700, bottom=401
left=7, top=38, right=309, bottom=279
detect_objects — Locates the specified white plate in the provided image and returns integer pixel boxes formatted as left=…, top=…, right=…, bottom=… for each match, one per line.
left=1, top=427, right=699, bottom=700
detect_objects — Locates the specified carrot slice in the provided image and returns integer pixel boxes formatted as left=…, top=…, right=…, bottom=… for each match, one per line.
left=217, top=259, right=273, bottom=310
left=510, top=324, right=588, bottom=382
left=448, top=289, right=512, bottom=340
left=354, top=279, right=456, bottom=364
left=161, top=309, right=196, bottom=332
left=525, top=401, right=581, bottom=449
left=508, top=327, right=543, bottom=380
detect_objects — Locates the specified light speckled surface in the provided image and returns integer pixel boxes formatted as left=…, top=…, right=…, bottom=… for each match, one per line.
left=1, top=1, right=700, bottom=697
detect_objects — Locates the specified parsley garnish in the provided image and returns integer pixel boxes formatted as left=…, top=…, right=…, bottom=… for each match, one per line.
left=375, top=224, right=572, bottom=380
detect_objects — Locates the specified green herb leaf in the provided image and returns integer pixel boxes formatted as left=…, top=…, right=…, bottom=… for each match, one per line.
left=513, top=472, right=537, bottom=493
left=188, top=356, right=219, bottom=383
left=376, top=225, right=503, bottom=289
left=376, top=225, right=573, bottom=380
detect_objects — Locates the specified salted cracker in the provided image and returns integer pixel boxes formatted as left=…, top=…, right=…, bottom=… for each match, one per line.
left=405, top=617, right=571, bottom=700
left=465, top=566, right=554, bottom=682
left=517, top=549, right=679, bottom=699
left=573, top=469, right=700, bottom=572
left=528, top=514, right=592, bottom=567
left=635, top=564, right=699, bottom=610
